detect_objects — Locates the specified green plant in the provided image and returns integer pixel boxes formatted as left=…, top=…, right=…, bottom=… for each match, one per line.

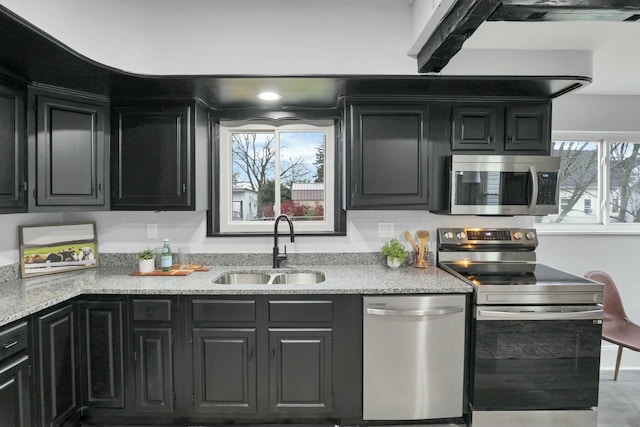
left=381, top=238, right=408, bottom=263
left=136, top=248, right=156, bottom=260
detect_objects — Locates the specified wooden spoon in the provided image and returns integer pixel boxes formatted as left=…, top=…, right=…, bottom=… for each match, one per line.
left=404, top=230, right=419, bottom=253
left=416, top=230, right=430, bottom=267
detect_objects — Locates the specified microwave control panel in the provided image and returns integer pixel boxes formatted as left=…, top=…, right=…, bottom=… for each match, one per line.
left=537, top=172, right=558, bottom=206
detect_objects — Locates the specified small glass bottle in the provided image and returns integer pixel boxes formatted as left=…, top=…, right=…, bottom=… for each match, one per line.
left=161, top=239, right=172, bottom=272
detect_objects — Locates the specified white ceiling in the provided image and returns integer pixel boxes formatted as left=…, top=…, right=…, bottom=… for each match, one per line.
left=459, top=20, right=640, bottom=95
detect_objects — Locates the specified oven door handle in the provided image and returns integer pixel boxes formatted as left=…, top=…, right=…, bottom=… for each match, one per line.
left=366, top=306, right=463, bottom=317
left=529, top=165, right=538, bottom=215
left=477, top=308, right=603, bottom=321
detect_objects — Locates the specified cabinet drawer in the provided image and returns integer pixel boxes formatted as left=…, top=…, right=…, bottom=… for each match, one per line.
left=132, top=299, right=172, bottom=322
left=192, top=300, right=256, bottom=322
left=0, top=321, right=28, bottom=361
left=269, top=300, right=333, bottom=322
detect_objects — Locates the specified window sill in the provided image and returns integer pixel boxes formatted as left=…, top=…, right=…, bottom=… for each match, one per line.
left=207, top=230, right=347, bottom=238
left=535, top=225, right=640, bottom=236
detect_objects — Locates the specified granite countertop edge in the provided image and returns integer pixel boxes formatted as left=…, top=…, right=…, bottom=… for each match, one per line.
left=0, top=264, right=473, bottom=327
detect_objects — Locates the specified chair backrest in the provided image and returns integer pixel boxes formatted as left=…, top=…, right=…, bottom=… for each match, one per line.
left=585, top=270, right=628, bottom=322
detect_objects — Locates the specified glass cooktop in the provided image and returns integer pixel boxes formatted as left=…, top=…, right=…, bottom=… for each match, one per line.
left=441, top=263, right=595, bottom=287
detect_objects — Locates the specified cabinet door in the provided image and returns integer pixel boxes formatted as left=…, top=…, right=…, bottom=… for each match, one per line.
left=505, top=103, right=551, bottom=152
left=0, top=83, right=26, bottom=211
left=0, top=355, right=31, bottom=427
left=112, top=106, right=191, bottom=209
left=192, top=328, right=257, bottom=414
left=268, top=328, right=333, bottom=414
left=35, top=304, right=78, bottom=427
left=79, top=301, right=125, bottom=408
left=349, top=105, right=429, bottom=208
left=451, top=105, right=499, bottom=150
left=133, top=327, right=174, bottom=413
left=34, top=94, right=107, bottom=206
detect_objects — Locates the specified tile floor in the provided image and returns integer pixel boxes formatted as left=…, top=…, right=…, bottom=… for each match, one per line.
left=409, top=370, right=640, bottom=427
left=598, top=370, right=640, bottom=427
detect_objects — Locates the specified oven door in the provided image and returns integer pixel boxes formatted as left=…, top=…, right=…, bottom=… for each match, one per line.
left=472, top=305, right=603, bottom=411
left=449, top=155, right=559, bottom=216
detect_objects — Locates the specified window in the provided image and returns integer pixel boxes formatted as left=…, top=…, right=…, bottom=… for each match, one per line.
left=536, top=135, right=640, bottom=228
left=216, top=121, right=337, bottom=234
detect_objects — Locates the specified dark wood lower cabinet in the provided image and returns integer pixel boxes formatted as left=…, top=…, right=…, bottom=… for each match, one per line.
left=79, top=300, right=125, bottom=408
left=269, top=328, right=333, bottom=414
left=0, top=354, right=31, bottom=427
left=34, top=303, right=78, bottom=427
left=133, top=327, right=174, bottom=413
left=28, top=295, right=362, bottom=426
left=192, top=328, right=257, bottom=414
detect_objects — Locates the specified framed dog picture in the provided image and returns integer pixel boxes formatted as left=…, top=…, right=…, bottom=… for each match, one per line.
left=19, top=222, right=99, bottom=278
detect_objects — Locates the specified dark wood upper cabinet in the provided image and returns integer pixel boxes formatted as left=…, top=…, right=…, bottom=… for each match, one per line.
left=0, top=81, right=26, bottom=212
left=348, top=104, right=430, bottom=209
left=451, top=105, right=501, bottom=151
left=111, top=100, right=208, bottom=210
left=450, top=101, right=551, bottom=154
left=28, top=85, right=109, bottom=210
left=505, top=103, right=551, bottom=151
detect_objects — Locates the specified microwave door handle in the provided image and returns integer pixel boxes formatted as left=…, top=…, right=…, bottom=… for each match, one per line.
left=529, top=165, right=538, bottom=214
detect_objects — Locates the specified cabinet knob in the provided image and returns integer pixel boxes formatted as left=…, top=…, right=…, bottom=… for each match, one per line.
left=182, top=183, right=187, bottom=193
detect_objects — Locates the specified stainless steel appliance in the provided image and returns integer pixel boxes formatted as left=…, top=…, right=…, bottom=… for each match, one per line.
left=362, top=295, right=466, bottom=421
left=449, top=155, right=560, bottom=215
left=437, top=228, right=604, bottom=427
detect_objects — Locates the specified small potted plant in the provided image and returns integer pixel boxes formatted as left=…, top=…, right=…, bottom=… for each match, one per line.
left=137, top=248, right=156, bottom=273
left=381, top=238, right=408, bottom=269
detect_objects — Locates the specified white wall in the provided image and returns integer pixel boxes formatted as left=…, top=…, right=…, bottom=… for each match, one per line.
left=0, top=0, right=416, bottom=75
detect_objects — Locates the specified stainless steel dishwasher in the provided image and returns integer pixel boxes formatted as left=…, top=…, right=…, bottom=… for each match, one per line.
left=363, top=295, right=466, bottom=420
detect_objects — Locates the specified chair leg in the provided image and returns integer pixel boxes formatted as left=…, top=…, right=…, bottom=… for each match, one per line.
left=614, top=345, right=623, bottom=381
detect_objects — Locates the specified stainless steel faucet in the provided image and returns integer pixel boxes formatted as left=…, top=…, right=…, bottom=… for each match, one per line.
left=273, top=214, right=295, bottom=268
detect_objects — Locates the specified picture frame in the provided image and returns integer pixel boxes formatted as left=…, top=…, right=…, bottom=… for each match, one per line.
left=19, top=222, right=99, bottom=278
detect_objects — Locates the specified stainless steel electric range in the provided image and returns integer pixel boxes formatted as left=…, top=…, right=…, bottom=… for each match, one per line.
left=437, top=227, right=604, bottom=427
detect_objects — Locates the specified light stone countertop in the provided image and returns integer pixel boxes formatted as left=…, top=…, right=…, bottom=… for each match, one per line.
left=0, top=264, right=472, bottom=327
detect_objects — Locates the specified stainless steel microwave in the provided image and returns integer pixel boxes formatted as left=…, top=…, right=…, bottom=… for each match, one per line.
left=449, top=154, right=561, bottom=215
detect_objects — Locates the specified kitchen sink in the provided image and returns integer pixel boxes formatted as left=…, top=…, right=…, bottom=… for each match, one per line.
left=269, top=271, right=325, bottom=284
left=212, top=270, right=325, bottom=285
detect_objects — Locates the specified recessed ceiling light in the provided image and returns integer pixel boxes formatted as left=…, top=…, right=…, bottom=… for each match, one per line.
left=257, top=91, right=282, bottom=101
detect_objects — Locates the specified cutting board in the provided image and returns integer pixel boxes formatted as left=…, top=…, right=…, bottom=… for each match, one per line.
left=129, top=264, right=209, bottom=276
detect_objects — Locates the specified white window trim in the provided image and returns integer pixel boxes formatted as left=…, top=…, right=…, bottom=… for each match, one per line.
left=218, top=121, right=335, bottom=233
left=536, top=131, right=640, bottom=235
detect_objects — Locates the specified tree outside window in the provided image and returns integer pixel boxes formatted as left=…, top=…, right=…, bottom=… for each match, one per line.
left=536, top=139, right=640, bottom=225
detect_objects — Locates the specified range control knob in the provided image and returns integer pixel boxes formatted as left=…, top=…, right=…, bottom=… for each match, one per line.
left=525, top=231, right=536, bottom=240
left=512, top=231, right=523, bottom=240
left=456, top=231, right=466, bottom=240
left=443, top=231, right=454, bottom=240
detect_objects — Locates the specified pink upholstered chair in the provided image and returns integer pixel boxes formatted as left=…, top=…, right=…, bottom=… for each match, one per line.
left=585, top=270, right=640, bottom=380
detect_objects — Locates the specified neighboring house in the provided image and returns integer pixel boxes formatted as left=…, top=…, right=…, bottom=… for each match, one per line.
left=291, top=183, right=325, bottom=208
left=232, top=183, right=258, bottom=221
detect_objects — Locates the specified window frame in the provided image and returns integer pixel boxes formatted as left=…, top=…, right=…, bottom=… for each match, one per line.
left=209, top=119, right=345, bottom=236
left=536, top=131, right=640, bottom=235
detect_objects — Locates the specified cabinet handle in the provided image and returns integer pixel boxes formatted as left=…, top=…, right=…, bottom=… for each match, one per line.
left=98, top=183, right=102, bottom=193
left=249, top=349, right=254, bottom=361
left=3, top=341, right=18, bottom=350
left=182, top=184, right=187, bottom=193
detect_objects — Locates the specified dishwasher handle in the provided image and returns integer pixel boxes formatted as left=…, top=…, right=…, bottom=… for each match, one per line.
left=366, top=306, right=463, bottom=317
